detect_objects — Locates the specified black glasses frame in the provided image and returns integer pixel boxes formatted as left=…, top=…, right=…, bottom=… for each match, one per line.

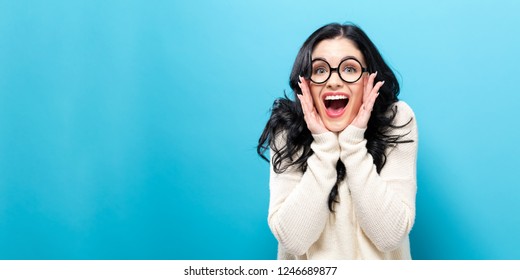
left=309, top=57, right=368, bottom=84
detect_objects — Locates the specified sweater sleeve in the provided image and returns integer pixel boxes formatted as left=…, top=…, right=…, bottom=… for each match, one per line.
left=338, top=101, right=418, bottom=252
left=267, top=131, right=339, bottom=256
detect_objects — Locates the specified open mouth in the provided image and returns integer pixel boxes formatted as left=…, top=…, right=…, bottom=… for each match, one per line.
left=324, top=95, right=349, bottom=117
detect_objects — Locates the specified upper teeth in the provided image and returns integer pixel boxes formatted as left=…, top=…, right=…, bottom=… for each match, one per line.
left=324, top=95, right=348, bottom=100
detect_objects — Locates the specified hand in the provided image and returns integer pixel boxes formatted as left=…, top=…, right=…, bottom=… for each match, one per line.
left=351, top=72, right=384, bottom=129
left=297, top=76, right=329, bottom=134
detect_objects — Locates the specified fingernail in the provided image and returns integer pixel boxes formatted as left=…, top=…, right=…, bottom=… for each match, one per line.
left=381, top=80, right=385, bottom=85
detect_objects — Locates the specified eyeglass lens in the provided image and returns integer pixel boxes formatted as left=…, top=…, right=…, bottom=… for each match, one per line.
left=311, top=58, right=364, bottom=84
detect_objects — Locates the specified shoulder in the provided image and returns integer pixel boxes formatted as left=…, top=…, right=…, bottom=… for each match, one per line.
left=389, top=101, right=417, bottom=127
left=392, top=101, right=415, bottom=120
left=272, top=128, right=289, bottom=149
left=271, top=97, right=298, bottom=118
left=388, top=101, right=418, bottom=142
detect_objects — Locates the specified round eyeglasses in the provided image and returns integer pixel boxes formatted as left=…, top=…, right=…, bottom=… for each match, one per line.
left=310, top=57, right=368, bottom=84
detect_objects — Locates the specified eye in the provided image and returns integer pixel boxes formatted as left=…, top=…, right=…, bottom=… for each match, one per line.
left=342, top=66, right=357, bottom=73
left=313, top=67, right=328, bottom=75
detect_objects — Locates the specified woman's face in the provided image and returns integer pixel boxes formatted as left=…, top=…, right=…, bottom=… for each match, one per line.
left=309, top=37, right=366, bottom=132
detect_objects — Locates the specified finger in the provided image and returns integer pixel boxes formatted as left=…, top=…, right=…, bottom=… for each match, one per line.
left=368, top=71, right=377, bottom=85
left=364, top=83, right=383, bottom=113
left=298, top=76, right=308, bottom=99
left=299, top=76, right=311, bottom=99
left=364, top=71, right=377, bottom=101
left=370, top=80, right=384, bottom=101
left=366, top=92, right=380, bottom=112
left=366, top=79, right=383, bottom=102
left=299, top=77, right=315, bottom=113
left=297, top=80, right=309, bottom=112
left=298, top=93, right=320, bottom=131
left=296, top=88, right=309, bottom=115
left=371, top=80, right=385, bottom=94
left=298, top=82, right=315, bottom=118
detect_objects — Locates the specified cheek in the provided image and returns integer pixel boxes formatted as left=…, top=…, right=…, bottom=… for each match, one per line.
left=309, top=86, right=322, bottom=107
left=350, top=85, right=364, bottom=108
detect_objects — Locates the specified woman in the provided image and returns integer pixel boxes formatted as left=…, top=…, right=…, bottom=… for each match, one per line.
left=257, top=23, right=418, bottom=259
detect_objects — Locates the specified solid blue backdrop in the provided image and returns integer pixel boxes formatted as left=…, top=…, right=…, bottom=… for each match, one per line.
left=1, top=0, right=519, bottom=259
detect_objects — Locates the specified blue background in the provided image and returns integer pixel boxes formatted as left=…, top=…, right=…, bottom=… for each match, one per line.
left=1, top=0, right=519, bottom=259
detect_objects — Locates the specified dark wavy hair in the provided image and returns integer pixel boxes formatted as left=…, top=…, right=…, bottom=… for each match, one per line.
left=257, top=23, right=412, bottom=211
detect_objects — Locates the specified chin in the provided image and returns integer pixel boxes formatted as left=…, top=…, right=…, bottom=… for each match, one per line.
left=324, top=119, right=351, bottom=132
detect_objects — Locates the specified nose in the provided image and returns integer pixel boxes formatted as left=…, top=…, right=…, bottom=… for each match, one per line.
left=326, top=70, right=343, bottom=90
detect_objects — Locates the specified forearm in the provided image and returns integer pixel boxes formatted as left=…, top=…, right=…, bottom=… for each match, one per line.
left=268, top=132, right=339, bottom=255
left=339, top=124, right=417, bottom=252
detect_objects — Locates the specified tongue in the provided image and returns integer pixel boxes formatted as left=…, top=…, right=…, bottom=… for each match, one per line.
left=327, top=99, right=348, bottom=113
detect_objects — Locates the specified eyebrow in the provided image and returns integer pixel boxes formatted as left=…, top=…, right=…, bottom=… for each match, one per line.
left=311, top=55, right=360, bottom=62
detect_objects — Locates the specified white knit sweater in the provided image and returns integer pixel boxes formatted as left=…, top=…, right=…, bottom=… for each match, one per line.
left=268, top=101, right=418, bottom=259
